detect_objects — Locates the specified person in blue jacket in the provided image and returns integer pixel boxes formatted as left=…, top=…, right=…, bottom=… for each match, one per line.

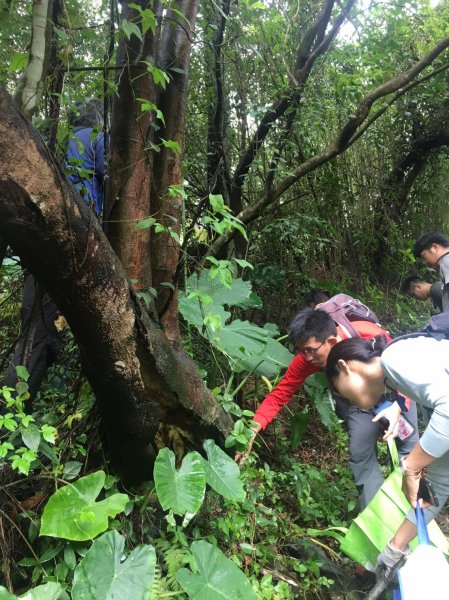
left=66, top=98, right=105, bottom=215
left=1, top=99, right=105, bottom=407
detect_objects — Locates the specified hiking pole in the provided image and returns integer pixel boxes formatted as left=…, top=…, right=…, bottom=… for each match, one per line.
left=365, top=556, right=407, bottom=600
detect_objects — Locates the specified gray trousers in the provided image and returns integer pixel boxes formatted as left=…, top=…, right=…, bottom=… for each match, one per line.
left=334, top=396, right=419, bottom=509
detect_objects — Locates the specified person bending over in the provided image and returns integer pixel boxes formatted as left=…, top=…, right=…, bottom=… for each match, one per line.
left=401, top=275, right=443, bottom=312
left=326, top=334, right=449, bottom=572
left=235, top=308, right=419, bottom=509
left=412, top=232, right=449, bottom=312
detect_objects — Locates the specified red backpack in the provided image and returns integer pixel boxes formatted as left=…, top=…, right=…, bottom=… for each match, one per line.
left=317, top=293, right=381, bottom=338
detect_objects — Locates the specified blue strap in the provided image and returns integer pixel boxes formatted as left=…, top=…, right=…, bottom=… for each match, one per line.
left=415, top=504, right=431, bottom=545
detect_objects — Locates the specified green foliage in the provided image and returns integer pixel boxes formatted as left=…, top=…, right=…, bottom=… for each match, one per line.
left=71, top=531, right=156, bottom=600
left=200, top=439, right=245, bottom=502
left=176, top=540, right=257, bottom=599
left=290, top=411, right=310, bottom=450
left=303, top=373, right=337, bottom=430
left=154, top=441, right=245, bottom=525
left=128, top=3, right=157, bottom=34
left=121, top=19, right=142, bottom=41
left=0, top=382, right=58, bottom=475
left=179, top=271, right=293, bottom=377
left=40, top=471, right=129, bottom=541
left=203, top=194, right=248, bottom=242
left=134, top=215, right=180, bottom=244
left=154, top=448, right=206, bottom=521
left=0, top=583, right=63, bottom=599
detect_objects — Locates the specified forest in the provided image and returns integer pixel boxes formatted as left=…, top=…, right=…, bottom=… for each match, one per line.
left=1, top=0, right=449, bottom=597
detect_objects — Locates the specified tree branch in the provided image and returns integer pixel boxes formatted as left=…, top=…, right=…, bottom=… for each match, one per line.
left=206, top=35, right=449, bottom=259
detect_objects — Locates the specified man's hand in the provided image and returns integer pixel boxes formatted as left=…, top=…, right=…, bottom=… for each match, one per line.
left=235, top=424, right=261, bottom=466
left=372, top=401, right=401, bottom=441
left=376, top=541, right=409, bottom=581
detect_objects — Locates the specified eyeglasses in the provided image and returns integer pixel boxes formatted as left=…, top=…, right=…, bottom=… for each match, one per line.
left=296, top=340, right=326, bottom=357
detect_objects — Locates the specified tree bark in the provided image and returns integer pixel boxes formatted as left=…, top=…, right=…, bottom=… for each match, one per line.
left=107, top=0, right=162, bottom=293
left=14, top=0, right=54, bottom=119
left=151, top=0, right=198, bottom=341
left=0, top=86, right=232, bottom=480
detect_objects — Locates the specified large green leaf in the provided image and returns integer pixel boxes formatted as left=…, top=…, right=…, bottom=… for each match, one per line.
left=201, top=440, right=245, bottom=502
left=0, top=583, right=63, bottom=600
left=154, top=448, right=206, bottom=516
left=179, top=272, right=252, bottom=330
left=303, top=373, right=337, bottom=430
left=71, top=531, right=156, bottom=600
left=21, top=423, right=41, bottom=452
left=176, top=540, right=256, bottom=599
left=179, top=270, right=254, bottom=329
left=216, top=320, right=293, bottom=377
left=179, top=272, right=293, bottom=377
left=40, top=471, right=129, bottom=541
left=19, top=584, right=63, bottom=600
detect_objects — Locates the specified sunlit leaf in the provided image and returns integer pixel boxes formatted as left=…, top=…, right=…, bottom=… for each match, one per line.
left=121, top=19, right=142, bottom=41
left=40, top=471, right=129, bottom=541
left=154, top=448, right=205, bottom=517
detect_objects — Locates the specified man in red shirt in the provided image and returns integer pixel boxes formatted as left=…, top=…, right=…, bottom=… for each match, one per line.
left=236, top=308, right=419, bottom=508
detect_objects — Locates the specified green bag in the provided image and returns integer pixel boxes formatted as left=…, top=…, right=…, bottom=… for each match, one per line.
left=340, top=439, right=448, bottom=570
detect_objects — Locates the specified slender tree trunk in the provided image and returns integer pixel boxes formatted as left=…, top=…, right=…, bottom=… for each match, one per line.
left=14, top=0, right=54, bottom=119
left=107, top=0, right=162, bottom=293
left=150, top=0, right=197, bottom=340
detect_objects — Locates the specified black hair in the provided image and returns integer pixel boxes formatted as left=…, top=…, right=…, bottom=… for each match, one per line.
left=325, top=335, right=388, bottom=385
left=302, top=289, right=330, bottom=308
left=413, top=232, right=449, bottom=257
left=288, top=308, right=337, bottom=347
left=401, top=275, right=424, bottom=295
left=68, top=98, right=103, bottom=129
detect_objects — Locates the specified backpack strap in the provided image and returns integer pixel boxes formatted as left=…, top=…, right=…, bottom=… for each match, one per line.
left=387, top=331, right=429, bottom=348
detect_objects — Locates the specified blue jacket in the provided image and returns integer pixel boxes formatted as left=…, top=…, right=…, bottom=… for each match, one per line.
left=67, top=127, right=105, bottom=215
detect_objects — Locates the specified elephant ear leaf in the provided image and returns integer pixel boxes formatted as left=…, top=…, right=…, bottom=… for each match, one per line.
left=201, top=439, right=245, bottom=502
left=154, top=447, right=206, bottom=516
left=176, top=540, right=257, bottom=599
left=40, top=471, right=129, bottom=541
left=0, top=582, right=64, bottom=600
left=72, top=531, right=156, bottom=600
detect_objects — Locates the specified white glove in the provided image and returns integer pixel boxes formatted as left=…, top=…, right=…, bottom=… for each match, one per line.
left=376, top=542, right=409, bottom=580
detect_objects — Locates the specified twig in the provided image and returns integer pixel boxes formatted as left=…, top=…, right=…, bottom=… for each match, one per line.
left=260, top=566, right=299, bottom=587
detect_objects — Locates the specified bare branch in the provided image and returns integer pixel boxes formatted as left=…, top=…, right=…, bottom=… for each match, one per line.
left=229, top=0, right=355, bottom=209
left=206, top=35, right=449, bottom=259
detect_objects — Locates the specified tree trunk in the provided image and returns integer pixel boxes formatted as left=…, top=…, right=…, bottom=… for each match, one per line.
left=150, top=0, right=198, bottom=341
left=107, top=0, right=162, bottom=294
left=0, top=86, right=232, bottom=481
left=14, top=0, right=54, bottom=119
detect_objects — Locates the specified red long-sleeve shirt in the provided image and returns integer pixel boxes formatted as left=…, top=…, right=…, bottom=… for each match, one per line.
left=254, top=321, right=391, bottom=429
